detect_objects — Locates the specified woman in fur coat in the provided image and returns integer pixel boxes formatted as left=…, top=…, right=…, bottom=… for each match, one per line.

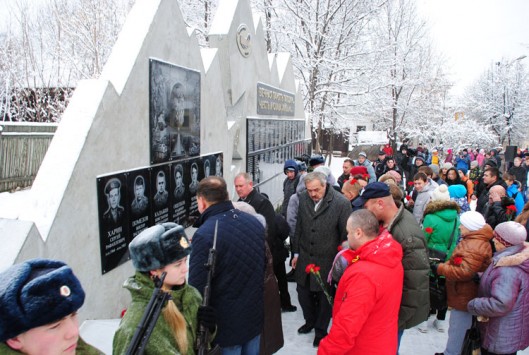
left=468, top=222, right=529, bottom=355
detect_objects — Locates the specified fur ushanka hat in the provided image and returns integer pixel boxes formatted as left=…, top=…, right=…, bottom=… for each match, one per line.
left=0, top=259, right=85, bottom=342
left=129, top=222, right=192, bottom=272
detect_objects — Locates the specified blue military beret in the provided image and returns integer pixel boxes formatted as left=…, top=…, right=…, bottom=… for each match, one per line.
left=129, top=223, right=192, bottom=272
left=0, top=259, right=85, bottom=342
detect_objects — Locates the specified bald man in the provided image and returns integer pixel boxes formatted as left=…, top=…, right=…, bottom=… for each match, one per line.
left=483, top=185, right=516, bottom=229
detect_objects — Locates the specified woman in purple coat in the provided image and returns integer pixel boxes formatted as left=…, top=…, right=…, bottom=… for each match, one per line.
left=467, top=221, right=529, bottom=355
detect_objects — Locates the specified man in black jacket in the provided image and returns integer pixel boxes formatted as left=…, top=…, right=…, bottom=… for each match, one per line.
left=473, top=167, right=507, bottom=214
left=234, top=173, right=296, bottom=312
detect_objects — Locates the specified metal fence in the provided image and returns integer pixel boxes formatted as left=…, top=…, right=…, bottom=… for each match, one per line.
left=0, top=122, right=57, bottom=192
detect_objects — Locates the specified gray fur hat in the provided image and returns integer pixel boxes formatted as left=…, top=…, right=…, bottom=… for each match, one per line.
left=129, top=222, right=191, bottom=272
left=0, top=259, right=85, bottom=342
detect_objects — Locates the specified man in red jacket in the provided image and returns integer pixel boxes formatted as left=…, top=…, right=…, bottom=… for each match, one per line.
left=318, top=209, right=404, bottom=355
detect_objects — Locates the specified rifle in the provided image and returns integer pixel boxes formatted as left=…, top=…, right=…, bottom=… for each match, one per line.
left=125, top=272, right=171, bottom=355
left=196, top=220, right=221, bottom=355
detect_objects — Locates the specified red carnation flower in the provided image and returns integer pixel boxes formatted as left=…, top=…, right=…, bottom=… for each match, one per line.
left=337, top=245, right=343, bottom=251
left=453, top=256, right=463, bottom=266
left=121, top=308, right=127, bottom=318
left=405, top=195, right=411, bottom=201
left=473, top=180, right=479, bottom=185
left=305, top=263, right=316, bottom=274
left=408, top=181, right=414, bottom=186
left=506, top=205, right=517, bottom=213
left=349, top=178, right=358, bottom=185
left=313, top=266, right=320, bottom=273
left=424, top=227, right=433, bottom=234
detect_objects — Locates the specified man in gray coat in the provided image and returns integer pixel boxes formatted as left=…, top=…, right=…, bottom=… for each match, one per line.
left=291, top=171, right=352, bottom=347
left=356, top=182, right=430, bottom=351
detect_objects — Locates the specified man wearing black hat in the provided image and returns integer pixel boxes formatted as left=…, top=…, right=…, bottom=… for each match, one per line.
left=355, top=182, right=430, bottom=351
left=0, top=259, right=100, bottom=354
left=374, top=150, right=388, bottom=180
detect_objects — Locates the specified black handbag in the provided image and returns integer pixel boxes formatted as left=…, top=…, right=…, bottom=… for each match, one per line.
left=461, top=316, right=481, bottom=355
left=429, top=275, right=446, bottom=310
left=428, top=220, right=458, bottom=263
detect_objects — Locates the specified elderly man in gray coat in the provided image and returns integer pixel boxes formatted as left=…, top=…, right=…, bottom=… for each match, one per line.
left=291, top=171, right=352, bottom=347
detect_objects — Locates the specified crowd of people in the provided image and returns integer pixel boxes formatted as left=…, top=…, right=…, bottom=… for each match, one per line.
left=2, top=142, right=529, bottom=355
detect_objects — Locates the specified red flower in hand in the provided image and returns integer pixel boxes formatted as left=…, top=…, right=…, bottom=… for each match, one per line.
left=453, top=256, right=463, bottom=266
left=305, top=263, right=316, bottom=274
left=405, top=195, right=412, bottom=201
left=408, top=181, right=414, bottom=186
left=424, top=227, right=433, bottom=234
left=506, top=205, right=517, bottom=214
left=337, top=245, right=343, bottom=251
left=313, top=266, right=321, bottom=273
left=473, top=180, right=479, bottom=185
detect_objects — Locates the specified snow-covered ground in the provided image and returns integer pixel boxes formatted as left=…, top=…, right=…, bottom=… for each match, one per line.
left=80, top=275, right=529, bottom=355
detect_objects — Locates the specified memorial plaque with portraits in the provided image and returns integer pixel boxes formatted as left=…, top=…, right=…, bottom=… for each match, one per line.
left=96, top=153, right=223, bottom=273
left=127, top=168, right=151, bottom=242
left=149, top=59, right=201, bottom=164
left=97, top=173, right=130, bottom=274
left=185, top=158, right=201, bottom=225
left=170, top=162, right=187, bottom=225
left=151, top=165, right=171, bottom=225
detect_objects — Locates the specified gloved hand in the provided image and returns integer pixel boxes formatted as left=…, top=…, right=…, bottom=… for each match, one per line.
left=197, top=305, right=216, bottom=332
left=430, top=262, right=439, bottom=276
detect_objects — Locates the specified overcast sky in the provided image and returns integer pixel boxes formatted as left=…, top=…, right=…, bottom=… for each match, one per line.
left=417, top=0, right=529, bottom=96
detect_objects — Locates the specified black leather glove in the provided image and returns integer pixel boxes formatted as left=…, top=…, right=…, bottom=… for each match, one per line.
left=430, top=262, right=439, bottom=276
left=197, top=305, right=216, bottom=332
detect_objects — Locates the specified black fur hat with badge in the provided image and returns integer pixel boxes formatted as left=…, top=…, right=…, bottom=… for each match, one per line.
left=0, top=258, right=85, bottom=342
left=129, top=222, right=192, bottom=272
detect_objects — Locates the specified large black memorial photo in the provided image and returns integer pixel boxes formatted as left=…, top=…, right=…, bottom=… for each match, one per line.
left=149, top=59, right=201, bottom=164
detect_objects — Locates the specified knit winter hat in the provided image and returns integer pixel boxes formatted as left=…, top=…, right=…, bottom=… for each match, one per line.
left=386, top=170, right=402, bottom=183
left=460, top=211, right=486, bottom=231
left=0, top=259, right=85, bottom=342
left=443, top=162, right=453, bottom=170
left=458, top=166, right=468, bottom=175
left=358, top=151, right=367, bottom=158
left=494, top=221, right=527, bottom=246
left=350, top=166, right=368, bottom=176
left=429, top=164, right=440, bottom=175
left=432, top=184, right=450, bottom=201
left=129, top=222, right=191, bottom=272
left=309, top=155, right=325, bottom=167
left=448, top=184, right=467, bottom=199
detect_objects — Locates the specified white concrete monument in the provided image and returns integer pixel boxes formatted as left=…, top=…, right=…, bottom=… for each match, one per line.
left=1, top=0, right=307, bottom=320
